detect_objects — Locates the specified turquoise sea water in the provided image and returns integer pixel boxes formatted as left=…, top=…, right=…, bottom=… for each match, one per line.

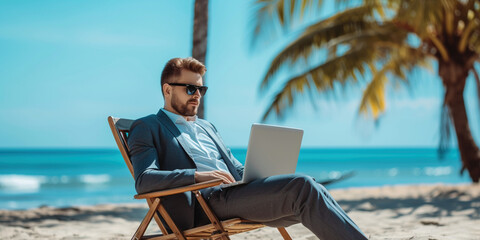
left=0, top=148, right=471, bottom=210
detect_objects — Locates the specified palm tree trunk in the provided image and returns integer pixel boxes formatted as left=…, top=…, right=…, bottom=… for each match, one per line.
left=192, top=0, right=208, bottom=119
left=440, top=61, right=480, bottom=182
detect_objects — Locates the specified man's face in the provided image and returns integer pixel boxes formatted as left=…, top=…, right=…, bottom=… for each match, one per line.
left=166, top=70, right=203, bottom=117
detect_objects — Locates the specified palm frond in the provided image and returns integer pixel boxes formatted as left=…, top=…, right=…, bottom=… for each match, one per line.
left=471, top=31, right=480, bottom=52
left=261, top=43, right=379, bottom=121
left=261, top=73, right=312, bottom=121
left=326, top=21, right=408, bottom=49
left=459, top=19, right=480, bottom=53
left=250, top=0, right=320, bottom=48
left=389, top=45, right=432, bottom=82
left=429, top=32, right=450, bottom=61
left=359, top=45, right=431, bottom=119
left=394, top=0, right=455, bottom=37
left=358, top=65, right=388, bottom=119
left=259, top=4, right=383, bottom=90
left=250, top=0, right=282, bottom=48
left=363, top=0, right=387, bottom=18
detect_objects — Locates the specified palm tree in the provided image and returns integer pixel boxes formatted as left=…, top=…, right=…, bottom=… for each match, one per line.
left=193, top=0, right=209, bottom=119
left=252, top=0, right=480, bottom=182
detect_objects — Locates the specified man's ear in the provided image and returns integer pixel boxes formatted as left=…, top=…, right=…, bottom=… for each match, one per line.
left=162, top=83, right=170, bottom=96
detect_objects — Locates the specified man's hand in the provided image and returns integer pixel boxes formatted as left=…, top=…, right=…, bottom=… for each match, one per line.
left=194, top=170, right=235, bottom=184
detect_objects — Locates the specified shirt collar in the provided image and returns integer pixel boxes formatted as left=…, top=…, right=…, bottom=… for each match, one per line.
left=161, top=108, right=197, bottom=124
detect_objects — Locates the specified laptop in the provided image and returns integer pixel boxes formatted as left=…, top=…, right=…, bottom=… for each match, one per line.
left=221, top=123, right=304, bottom=188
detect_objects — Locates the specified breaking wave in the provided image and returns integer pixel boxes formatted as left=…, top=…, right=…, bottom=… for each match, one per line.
left=0, top=175, right=46, bottom=192
left=0, top=174, right=112, bottom=192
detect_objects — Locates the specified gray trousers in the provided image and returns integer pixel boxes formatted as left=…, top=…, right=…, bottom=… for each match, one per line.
left=204, top=174, right=368, bottom=240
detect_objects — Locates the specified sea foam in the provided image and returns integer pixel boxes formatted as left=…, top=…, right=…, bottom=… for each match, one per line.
left=79, top=174, right=111, bottom=184
left=0, top=174, right=46, bottom=192
left=425, top=166, right=452, bottom=176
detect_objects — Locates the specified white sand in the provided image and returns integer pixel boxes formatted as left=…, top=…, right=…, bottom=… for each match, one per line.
left=1, top=184, right=479, bottom=240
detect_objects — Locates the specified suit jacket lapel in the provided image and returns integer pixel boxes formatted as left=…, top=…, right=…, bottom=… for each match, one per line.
left=157, top=110, right=241, bottom=180
left=156, top=110, right=196, bottom=166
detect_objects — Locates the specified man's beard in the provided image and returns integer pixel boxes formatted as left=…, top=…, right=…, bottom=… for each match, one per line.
left=171, top=96, right=198, bottom=117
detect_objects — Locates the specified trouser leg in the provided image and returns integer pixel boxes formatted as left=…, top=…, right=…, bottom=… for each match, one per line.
left=205, top=174, right=367, bottom=240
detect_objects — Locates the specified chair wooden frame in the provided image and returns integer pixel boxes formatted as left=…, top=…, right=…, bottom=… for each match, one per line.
left=108, top=116, right=292, bottom=240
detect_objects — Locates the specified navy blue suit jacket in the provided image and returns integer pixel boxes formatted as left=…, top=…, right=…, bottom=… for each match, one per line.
left=127, top=109, right=244, bottom=230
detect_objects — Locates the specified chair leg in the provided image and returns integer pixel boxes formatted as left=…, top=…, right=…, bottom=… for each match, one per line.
left=133, top=198, right=160, bottom=240
left=192, top=190, right=230, bottom=240
left=146, top=198, right=169, bottom=235
left=277, top=227, right=292, bottom=240
left=157, top=202, right=187, bottom=240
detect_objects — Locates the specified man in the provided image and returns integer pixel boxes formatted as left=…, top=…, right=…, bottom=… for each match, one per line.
left=128, top=57, right=368, bottom=239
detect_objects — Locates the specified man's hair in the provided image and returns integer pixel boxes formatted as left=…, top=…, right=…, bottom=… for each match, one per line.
left=160, top=57, right=206, bottom=96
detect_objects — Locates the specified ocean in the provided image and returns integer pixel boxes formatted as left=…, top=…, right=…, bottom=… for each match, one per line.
left=0, top=148, right=471, bottom=210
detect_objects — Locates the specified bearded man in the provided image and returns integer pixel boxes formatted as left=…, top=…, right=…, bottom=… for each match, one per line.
left=127, top=57, right=368, bottom=240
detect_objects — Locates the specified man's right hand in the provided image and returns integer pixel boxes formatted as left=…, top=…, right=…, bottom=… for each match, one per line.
left=194, top=170, right=235, bottom=184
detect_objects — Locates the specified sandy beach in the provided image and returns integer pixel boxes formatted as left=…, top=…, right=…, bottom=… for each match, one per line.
left=1, top=184, right=479, bottom=240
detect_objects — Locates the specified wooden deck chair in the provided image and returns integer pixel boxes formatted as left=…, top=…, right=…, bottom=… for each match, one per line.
left=108, top=116, right=293, bottom=240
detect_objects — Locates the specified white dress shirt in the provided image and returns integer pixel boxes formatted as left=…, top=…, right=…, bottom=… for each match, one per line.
left=161, top=108, right=230, bottom=173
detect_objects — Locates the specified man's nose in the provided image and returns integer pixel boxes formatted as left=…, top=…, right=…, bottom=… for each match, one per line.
left=192, top=89, right=201, bottom=98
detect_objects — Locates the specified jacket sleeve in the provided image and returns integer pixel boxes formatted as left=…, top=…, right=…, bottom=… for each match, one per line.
left=128, top=120, right=196, bottom=194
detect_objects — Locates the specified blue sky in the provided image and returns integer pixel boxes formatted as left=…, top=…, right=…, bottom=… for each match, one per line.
left=0, top=0, right=479, bottom=148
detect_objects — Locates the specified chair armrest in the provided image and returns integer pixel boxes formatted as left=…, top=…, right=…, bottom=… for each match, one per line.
left=134, top=179, right=223, bottom=199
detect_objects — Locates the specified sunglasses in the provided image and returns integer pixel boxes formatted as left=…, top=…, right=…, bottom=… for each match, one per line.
left=168, top=83, right=208, bottom=96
